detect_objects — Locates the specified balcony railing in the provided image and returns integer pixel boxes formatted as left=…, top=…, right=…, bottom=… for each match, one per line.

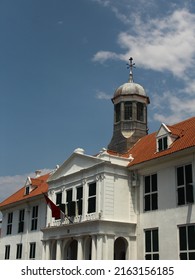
left=51, top=212, right=99, bottom=227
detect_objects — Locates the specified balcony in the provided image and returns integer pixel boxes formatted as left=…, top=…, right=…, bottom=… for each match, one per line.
left=51, top=212, right=99, bottom=227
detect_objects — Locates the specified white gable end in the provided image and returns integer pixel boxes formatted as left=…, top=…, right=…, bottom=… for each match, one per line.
left=48, top=152, right=104, bottom=182
left=156, top=123, right=171, bottom=137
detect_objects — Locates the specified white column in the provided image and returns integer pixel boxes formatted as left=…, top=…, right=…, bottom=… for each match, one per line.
left=62, top=239, right=69, bottom=260
left=45, top=240, right=50, bottom=260
left=56, top=240, right=62, bottom=260
left=96, top=235, right=103, bottom=260
left=82, top=179, right=87, bottom=220
left=107, top=235, right=115, bottom=260
left=102, top=235, right=107, bottom=260
left=77, top=238, right=83, bottom=260
left=91, top=235, right=97, bottom=260
left=42, top=241, right=46, bottom=260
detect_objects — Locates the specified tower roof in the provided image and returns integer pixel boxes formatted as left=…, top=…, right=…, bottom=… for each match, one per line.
left=113, top=82, right=147, bottom=99
left=112, top=57, right=149, bottom=102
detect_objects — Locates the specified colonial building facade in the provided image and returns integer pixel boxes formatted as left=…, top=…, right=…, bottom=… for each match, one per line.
left=0, top=59, right=195, bottom=260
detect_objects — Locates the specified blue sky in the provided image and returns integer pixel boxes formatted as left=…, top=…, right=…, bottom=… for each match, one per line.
left=1, top=0, right=195, bottom=203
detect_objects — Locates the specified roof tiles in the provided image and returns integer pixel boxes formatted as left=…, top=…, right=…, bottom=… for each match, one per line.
left=127, top=116, right=195, bottom=167
left=0, top=173, right=49, bottom=208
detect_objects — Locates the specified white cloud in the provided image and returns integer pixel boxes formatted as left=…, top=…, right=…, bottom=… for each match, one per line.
left=93, top=9, right=195, bottom=79
left=93, top=7, right=195, bottom=124
left=96, top=91, right=111, bottom=100
left=153, top=91, right=195, bottom=124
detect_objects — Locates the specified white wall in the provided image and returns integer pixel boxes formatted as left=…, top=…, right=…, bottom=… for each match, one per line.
left=136, top=152, right=195, bottom=259
left=0, top=197, right=46, bottom=260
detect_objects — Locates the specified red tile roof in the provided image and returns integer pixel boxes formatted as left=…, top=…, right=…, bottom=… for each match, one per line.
left=107, top=117, right=195, bottom=167
left=127, top=116, right=195, bottom=167
left=0, top=173, right=49, bottom=209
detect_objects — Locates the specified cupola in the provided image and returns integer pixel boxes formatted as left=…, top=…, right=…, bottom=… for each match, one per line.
left=108, top=58, right=150, bottom=153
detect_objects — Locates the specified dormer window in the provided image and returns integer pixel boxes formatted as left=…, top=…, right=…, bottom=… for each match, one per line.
left=158, top=136, right=168, bottom=152
left=25, top=177, right=32, bottom=195
left=156, top=123, right=178, bottom=152
left=25, top=186, right=30, bottom=195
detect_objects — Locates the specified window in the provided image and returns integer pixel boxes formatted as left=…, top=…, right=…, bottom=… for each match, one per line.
left=66, top=189, right=75, bottom=216
left=5, top=245, right=10, bottom=259
left=115, top=104, right=121, bottom=122
left=18, top=209, right=25, bottom=233
left=145, top=229, right=159, bottom=260
left=56, top=192, right=62, bottom=205
left=16, top=243, right=23, bottom=259
left=137, top=102, right=144, bottom=121
left=7, top=212, right=13, bottom=235
left=144, top=174, right=158, bottom=211
left=76, top=186, right=83, bottom=215
left=179, top=225, right=195, bottom=259
left=55, top=192, right=66, bottom=214
left=124, top=102, right=132, bottom=120
left=177, top=164, right=194, bottom=205
left=25, top=185, right=30, bottom=195
left=31, top=205, right=38, bottom=230
left=158, top=137, right=168, bottom=152
left=29, top=242, right=36, bottom=259
left=88, top=182, right=96, bottom=213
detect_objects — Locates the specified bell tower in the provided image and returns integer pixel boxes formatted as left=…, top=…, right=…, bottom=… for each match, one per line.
left=108, top=58, right=150, bottom=153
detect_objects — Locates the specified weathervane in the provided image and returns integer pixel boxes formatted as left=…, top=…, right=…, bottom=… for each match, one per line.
left=126, top=57, right=135, bottom=83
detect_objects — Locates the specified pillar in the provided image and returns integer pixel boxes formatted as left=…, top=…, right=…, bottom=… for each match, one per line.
left=96, top=235, right=103, bottom=260
left=91, top=235, right=97, bottom=260
left=77, top=238, right=83, bottom=260
left=45, top=240, right=50, bottom=260
left=56, top=240, right=62, bottom=260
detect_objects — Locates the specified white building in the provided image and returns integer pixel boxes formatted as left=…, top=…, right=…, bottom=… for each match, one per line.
left=42, top=148, right=136, bottom=260
left=0, top=173, right=49, bottom=259
left=1, top=58, right=195, bottom=259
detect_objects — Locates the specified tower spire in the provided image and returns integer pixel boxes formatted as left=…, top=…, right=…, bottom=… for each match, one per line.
left=127, top=57, right=135, bottom=83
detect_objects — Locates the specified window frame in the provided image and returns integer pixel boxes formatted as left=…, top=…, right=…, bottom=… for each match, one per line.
left=18, top=209, right=25, bottom=233
left=88, top=182, right=96, bottom=214
left=115, top=103, right=121, bottom=123
left=137, top=102, right=144, bottom=121
left=144, top=174, right=158, bottom=212
left=124, top=101, right=133, bottom=120
left=66, top=189, right=76, bottom=217
left=179, top=224, right=195, bottom=260
left=31, top=205, right=38, bottom=231
left=16, top=243, right=23, bottom=259
left=76, top=186, right=83, bottom=216
left=5, top=245, right=10, bottom=259
left=29, top=242, right=36, bottom=259
left=144, top=228, right=159, bottom=260
left=176, top=164, right=194, bottom=206
left=158, top=136, right=168, bottom=152
left=6, top=212, right=13, bottom=235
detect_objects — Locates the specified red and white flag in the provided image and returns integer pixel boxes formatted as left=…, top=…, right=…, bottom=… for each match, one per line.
left=43, top=193, right=64, bottom=219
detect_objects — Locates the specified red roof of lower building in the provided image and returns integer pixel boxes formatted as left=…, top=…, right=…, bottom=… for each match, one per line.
left=0, top=173, right=49, bottom=209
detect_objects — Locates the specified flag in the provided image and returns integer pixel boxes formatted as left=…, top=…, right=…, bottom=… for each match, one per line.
left=43, top=193, right=64, bottom=219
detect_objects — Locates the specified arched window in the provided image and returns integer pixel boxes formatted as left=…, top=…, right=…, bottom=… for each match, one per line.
left=66, top=240, right=78, bottom=260
left=114, top=237, right=127, bottom=260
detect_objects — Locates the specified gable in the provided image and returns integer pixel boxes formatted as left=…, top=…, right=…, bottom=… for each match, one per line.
left=156, top=123, right=170, bottom=137
left=48, top=151, right=104, bottom=182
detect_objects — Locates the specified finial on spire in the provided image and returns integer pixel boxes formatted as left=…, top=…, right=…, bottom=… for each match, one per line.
left=126, top=57, right=135, bottom=83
